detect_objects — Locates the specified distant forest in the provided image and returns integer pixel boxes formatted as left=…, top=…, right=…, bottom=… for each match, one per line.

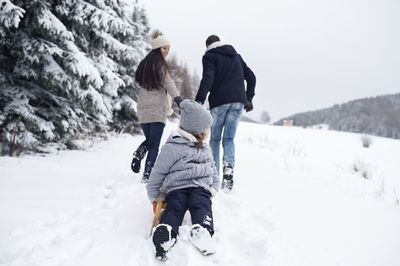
left=275, top=93, right=400, bottom=139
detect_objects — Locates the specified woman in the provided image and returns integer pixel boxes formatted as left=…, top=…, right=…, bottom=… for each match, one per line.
left=131, top=30, right=179, bottom=183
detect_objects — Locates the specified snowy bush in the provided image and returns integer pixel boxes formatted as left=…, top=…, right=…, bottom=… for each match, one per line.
left=287, top=141, right=305, bottom=157
left=361, top=135, right=373, bottom=148
left=240, top=135, right=277, bottom=151
left=375, top=177, right=385, bottom=197
left=0, top=117, right=29, bottom=156
left=352, top=159, right=372, bottom=180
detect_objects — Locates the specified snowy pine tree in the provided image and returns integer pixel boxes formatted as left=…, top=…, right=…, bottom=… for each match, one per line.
left=0, top=0, right=24, bottom=37
left=0, top=0, right=150, bottom=155
left=167, top=54, right=198, bottom=100
left=179, top=64, right=194, bottom=100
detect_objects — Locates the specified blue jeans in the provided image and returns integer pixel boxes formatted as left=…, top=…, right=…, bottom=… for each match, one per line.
left=139, top=122, right=165, bottom=167
left=210, top=102, right=243, bottom=174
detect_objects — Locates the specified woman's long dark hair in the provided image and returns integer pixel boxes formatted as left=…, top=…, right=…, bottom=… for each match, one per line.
left=135, top=48, right=169, bottom=90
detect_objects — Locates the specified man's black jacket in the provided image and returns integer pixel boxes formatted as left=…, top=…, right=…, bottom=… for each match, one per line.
left=195, top=44, right=256, bottom=109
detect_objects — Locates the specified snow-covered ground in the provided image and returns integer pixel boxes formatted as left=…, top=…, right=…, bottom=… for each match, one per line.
left=1, top=121, right=399, bottom=266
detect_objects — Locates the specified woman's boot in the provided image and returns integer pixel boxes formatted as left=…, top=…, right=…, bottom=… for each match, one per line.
left=131, top=146, right=148, bottom=173
left=142, top=161, right=153, bottom=183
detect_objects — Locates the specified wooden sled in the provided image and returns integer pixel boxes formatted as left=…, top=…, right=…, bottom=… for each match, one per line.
left=150, top=198, right=167, bottom=237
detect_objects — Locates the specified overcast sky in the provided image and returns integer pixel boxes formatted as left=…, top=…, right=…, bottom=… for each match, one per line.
left=139, top=0, right=400, bottom=122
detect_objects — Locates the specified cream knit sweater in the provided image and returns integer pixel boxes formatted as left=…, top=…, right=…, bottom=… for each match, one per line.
left=137, top=71, right=179, bottom=124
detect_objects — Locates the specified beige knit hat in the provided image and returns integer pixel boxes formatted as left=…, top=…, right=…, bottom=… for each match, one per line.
left=151, top=30, right=170, bottom=50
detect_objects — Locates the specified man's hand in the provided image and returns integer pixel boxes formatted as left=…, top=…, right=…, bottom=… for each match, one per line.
left=244, top=101, right=253, bottom=112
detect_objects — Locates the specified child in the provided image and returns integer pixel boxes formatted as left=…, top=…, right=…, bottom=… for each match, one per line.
left=146, top=99, right=220, bottom=261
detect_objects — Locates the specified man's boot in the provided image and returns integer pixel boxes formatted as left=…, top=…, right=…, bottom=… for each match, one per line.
left=222, top=163, right=234, bottom=190
left=130, top=146, right=147, bottom=173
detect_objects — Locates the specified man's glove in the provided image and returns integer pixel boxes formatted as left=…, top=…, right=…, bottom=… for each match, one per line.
left=244, top=101, right=253, bottom=112
left=173, top=96, right=183, bottom=108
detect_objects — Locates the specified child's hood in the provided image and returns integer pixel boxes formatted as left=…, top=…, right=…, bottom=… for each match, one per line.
left=166, top=128, right=202, bottom=147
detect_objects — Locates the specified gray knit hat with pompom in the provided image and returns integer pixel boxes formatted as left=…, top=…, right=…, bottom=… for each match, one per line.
left=179, top=100, right=213, bottom=134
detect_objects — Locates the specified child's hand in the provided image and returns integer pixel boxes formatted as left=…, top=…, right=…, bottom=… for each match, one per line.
left=210, top=187, right=217, bottom=198
left=153, top=201, right=157, bottom=213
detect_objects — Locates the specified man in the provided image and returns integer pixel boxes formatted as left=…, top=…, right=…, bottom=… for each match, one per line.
left=195, top=35, right=256, bottom=190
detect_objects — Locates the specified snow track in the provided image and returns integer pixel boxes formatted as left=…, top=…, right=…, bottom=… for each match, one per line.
left=0, top=159, right=271, bottom=266
left=1, top=122, right=400, bottom=265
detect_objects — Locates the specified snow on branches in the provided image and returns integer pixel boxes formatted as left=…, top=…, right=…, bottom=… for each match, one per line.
left=0, top=0, right=25, bottom=34
left=0, top=0, right=151, bottom=155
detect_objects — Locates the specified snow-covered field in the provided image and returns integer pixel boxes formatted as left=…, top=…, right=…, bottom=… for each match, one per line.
left=1, top=121, right=399, bottom=266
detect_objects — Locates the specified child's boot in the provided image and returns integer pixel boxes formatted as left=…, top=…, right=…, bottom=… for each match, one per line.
left=152, top=224, right=177, bottom=261
left=190, top=224, right=216, bottom=255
